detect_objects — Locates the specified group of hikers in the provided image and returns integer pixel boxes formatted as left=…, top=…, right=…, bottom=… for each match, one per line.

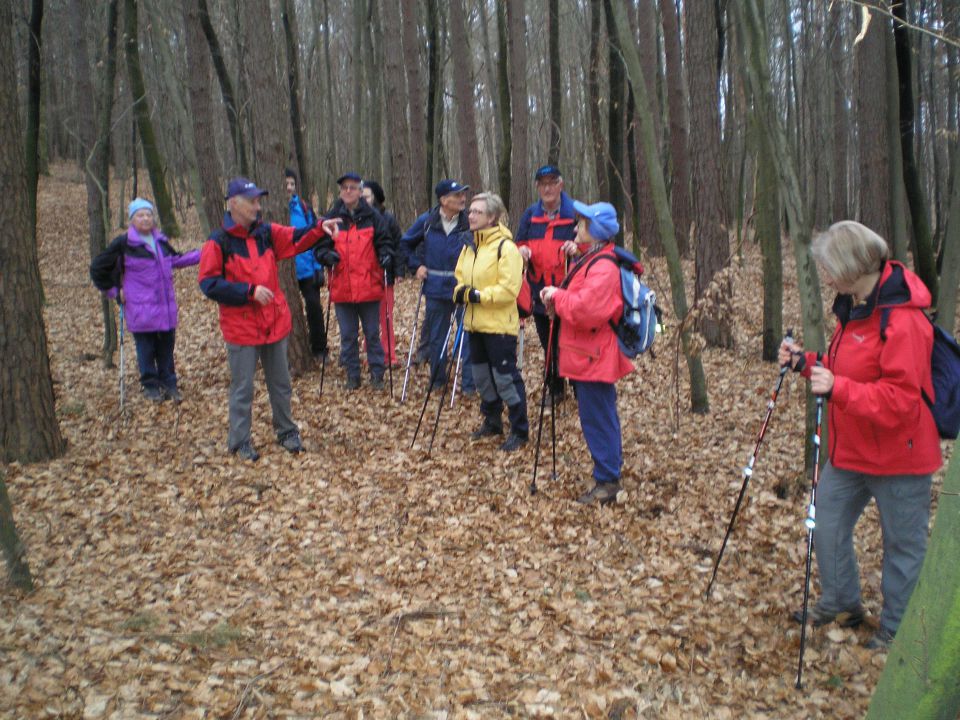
left=91, top=163, right=943, bottom=652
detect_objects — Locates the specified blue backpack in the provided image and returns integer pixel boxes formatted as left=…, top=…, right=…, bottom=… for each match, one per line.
left=583, top=246, right=661, bottom=358
left=880, top=308, right=960, bottom=440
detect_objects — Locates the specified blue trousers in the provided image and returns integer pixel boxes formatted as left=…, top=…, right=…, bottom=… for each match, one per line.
left=424, top=298, right=473, bottom=390
left=133, top=330, right=177, bottom=391
left=334, top=301, right=384, bottom=381
left=470, top=332, right=528, bottom=437
left=573, top=380, right=622, bottom=483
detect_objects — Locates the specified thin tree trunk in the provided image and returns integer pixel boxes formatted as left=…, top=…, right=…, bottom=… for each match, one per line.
left=240, top=0, right=311, bottom=375
left=448, top=0, right=481, bottom=191
left=381, top=0, right=416, bottom=223
left=547, top=0, right=562, bottom=166
left=589, top=0, right=607, bottom=196
left=830, top=3, right=849, bottom=220
left=632, top=0, right=659, bottom=251
left=1, top=470, right=33, bottom=592
left=183, top=0, right=224, bottom=234
left=401, top=0, right=427, bottom=208
left=755, top=117, right=783, bottom=363
left=25, top=0, right=43, bottom=242
left=425, top=0, right=440, bottom=198
left=856, top=12, right=891, bottom=240
left=322, top=0, right=336, bottom=191
left=507, top=0, right=529, bottom=218
left=496, top=1, right=511, bottom=204
left=885, top=24, right=909, bottom=263
left=937, top=136, right=960, bottom=334
left=123, top=0, right=180, bottom=237
left=660, top=0, right=691, bottom=257
left=350, top=0, right=364, bottom=168
left=281, top=0, right=312, bottom=202
left=0, top=0, right=65, bottom=464
left=610, top=0, right=709, bottom=415
left=604, top=0, right=626, bottom=244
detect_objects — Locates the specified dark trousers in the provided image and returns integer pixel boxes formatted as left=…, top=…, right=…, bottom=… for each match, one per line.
left=470, top=332, right=528, bottom=437
left=298, top=277, right=328, bottom=356
left=424, top=298, right=474, bottom=390
left=572, top=380, right=622, bottom=483
left=133, top=330, right=177, bottom=391
left=533, top=312, right=565, bottom=396
left=334, top=301, right=384, bottom=381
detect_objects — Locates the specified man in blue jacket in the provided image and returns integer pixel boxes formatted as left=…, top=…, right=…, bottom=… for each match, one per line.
left=401, top=179, right=475, bottom=393
left=285, top=168, right=327, bottom=360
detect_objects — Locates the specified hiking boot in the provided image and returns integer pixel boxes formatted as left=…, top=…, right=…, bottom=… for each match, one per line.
left=232, top=441, right=260, bottom=462
left=577, top=481, right=622, bottom=505
left=345, top=376, right=361, bottom=390
left=142, top=386, right=164, bottom=403
left=499, top=433, right=528, bottom=452
left=791, top=604, right=865, bottom=629
left=370, top=374, right=385, bottom=390
left=471, top=421, right=503, bottom=441
left=277, top=430, right=304, bottom=454
left=163, top=386, right=183, bottom=404
left=864, top=627, right=895, bottom=650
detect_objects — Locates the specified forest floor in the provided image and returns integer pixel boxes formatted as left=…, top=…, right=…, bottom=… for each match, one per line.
left=1, top=164, right=952, bottom=719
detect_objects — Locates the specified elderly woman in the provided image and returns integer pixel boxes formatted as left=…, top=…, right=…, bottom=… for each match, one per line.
left=780, top=220, right=941, bottom=650
left=540, top=201, right=634, bottom=504
left=453, top=193, right=528, bottom=451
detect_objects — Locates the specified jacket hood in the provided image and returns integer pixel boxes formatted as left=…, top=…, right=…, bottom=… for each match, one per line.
left=221, top=211, right=264, bottom=238
left=466, top=223, right=512, bottom=253
left=833, top=260, right=932, bottom=322
left=328, top=197, right=375, bottom=224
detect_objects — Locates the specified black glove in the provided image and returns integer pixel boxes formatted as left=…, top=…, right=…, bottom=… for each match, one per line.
left=314, top=268, right=325, bottom=288
left=454, top=286, right=480, bottom=305
left=384, top=265, right=395, bottom=286
left=319, top=250, right=340, bottom=268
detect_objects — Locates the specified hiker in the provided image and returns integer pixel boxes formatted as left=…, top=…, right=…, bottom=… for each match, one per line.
left=90, top=198, right=200, bottom=403
left=453, top=192, right=527, bottom=451
left=515, top=165, right=584, bottom=401
left=314, top=172, right=394, bottom=390
left=780, top=220, right=941, bottom=650
left=284, top=168, right=328, bottom=361
left=362, top=179, right=404, bottom=368
left=198, top=177, right=339, bottom=461
left=540, top=201, right=633, bottom=505
left=401, top=179, right=475, bottom=393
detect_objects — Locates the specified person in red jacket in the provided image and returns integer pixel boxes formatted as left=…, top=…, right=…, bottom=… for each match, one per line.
left=540, top=201, right=634, bottom=505
left=779, top=220, right=941, bottom=650
left=199, top=177, right=339, bottom=461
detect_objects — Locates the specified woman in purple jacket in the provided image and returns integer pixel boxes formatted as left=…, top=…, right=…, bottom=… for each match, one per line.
left=90, top=198, right=200, bottom=403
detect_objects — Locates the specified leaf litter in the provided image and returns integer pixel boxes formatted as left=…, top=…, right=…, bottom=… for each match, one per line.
left=0, top=165, right=951, bottom=718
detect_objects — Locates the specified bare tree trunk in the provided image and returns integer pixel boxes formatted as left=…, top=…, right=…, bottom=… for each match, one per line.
left=830, top=3, right=849, bottom=220
left=937, top=133, right=960, bottom=334
left=1, top=470, right=33, bottom=592
left=401, top=0, right=427, bottom=208
left=349, top=0, right=364, bottom=169
left=381, top=1, right=416, bottom=223
left=425, top=0, right=440, bottom=197
left=856, top=13, right=891, bottom=240
left=507, top=0, right=530, bottom=218
left=589, top=0, right=607, bottom=196
left=755, top=117, right=783, bottom=363
left=885, top=24, right=909, bottom=263
left=547, top=0, right=562, bottom=166
left=281, top=0, right=312, bottom=201
left=183, top=0, right=224, bottom=234
left=610, top=0, right=709, bottom=415
left=660, top=0, right=691, bottom=257
left=240, top=0, right=311, bottom=375
left=0, top=0, right=65, bottom=464
left=448, top=0, right=481, bottom=191
left=25, top=0, right=43, bottom=241
left=632, top=0, right=660, bottom=251
left=124, top=0, right=180, bottom=237
left=685, top=0, right=732, bottom=348
left=603, top=0, right=625, bottom=244
left=496, top=1, right=511, bottom=203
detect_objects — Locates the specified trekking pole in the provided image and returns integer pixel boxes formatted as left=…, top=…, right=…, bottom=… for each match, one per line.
left=705, top=329, right=795, bottom=597
left=384, top=269, right=394, bottom=399
left=401, top=283, right=425, bottom=403
left=118, top=302, right=126, bottom=415
left=428, top=309, right=465, bottom=454
left=517, top=319, right=526, bottom=370
left=796, top=358, right=825, bottom=690
left=411, top=308, right=457, bottom=448
left=530, top=316, right=558, bottom=495
left=319, top=286, right=333, bottom=397
left=450, top=324, right=466, bottom=408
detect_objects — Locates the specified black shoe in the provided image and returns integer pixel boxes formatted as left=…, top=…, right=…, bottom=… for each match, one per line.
left=345, top=376, right=361, bottom=390
left=791, top=604, right=865, bottom=629
left=277, top=430, right=303, bottom=454
left=471, top=422, right=503, bottom=441
left=232, top=441, right=260, bottom=462
left=577, top=481, right=622, bottom=505
left=499, top=433, right=528, bottom=452
left=370, top=375, right=385, bottom=390
left=864, top=627, right=895, bottom=650
left=142, top=386, right=164, bottom=403
left=163, top=386, right=183, bottom=404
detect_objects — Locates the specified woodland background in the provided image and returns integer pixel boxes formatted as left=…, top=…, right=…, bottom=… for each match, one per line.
left=1, top=0, right=960, bottom=717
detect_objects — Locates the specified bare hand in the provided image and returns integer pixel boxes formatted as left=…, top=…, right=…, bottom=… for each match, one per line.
left=560, top=241, right=579, bottom=257
left=540, top=286, right=557, bottom=317
left=321, top=217, right=342, bottom=238
left=253, top=285, right=274, bottom=306
left=810, top=366, right=834, bottom=396
left=416, top=266, right=428, bottom=281
left=779, top=340, right=801, bottom=369
left=518, top=245, right=532, bottom=261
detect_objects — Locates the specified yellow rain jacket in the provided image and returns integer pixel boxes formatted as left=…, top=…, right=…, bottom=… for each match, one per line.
left=453, top=223, right=523, bottom=336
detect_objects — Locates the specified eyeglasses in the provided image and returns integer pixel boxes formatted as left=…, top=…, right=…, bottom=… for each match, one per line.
left=537, top=177, right=561, bottom=187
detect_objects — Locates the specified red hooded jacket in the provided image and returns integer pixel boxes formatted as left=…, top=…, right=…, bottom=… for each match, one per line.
left=552, top=244, right=635, bottom=383
left=802, top=260, right=941, bottom=476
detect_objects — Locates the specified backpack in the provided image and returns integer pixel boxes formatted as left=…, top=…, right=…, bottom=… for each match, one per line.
left=496, top=239, right=533, bottom=318
left=880, top=307, right=960, bottom=440
left=581, top=246, right=661, bottom=358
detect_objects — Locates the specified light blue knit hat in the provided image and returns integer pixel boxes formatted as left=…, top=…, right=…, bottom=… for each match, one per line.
left=128, top=197, right=155, bottom=220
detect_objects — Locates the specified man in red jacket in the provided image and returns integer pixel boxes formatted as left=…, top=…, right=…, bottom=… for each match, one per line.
left=199, top=177, right=339, bottom=461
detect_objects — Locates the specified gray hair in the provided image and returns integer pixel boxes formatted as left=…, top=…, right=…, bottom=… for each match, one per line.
left=812, top=221, right=889, bottom=285
left=470, top=192, right=508, bottom=227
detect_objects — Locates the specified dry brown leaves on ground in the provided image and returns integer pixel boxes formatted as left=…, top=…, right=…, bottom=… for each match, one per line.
left=0, top=165, right=951, bottom=719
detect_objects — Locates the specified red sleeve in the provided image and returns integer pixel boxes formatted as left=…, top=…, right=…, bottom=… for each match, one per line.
left=269, top=223, right=326, bottom=261
left=553, top=258, right=622, bottom=329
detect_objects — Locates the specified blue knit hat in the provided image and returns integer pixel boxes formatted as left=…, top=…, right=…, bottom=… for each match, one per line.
left=128, top=197, right=155, bottom=220
left=572, top=200, right=619, bottom=241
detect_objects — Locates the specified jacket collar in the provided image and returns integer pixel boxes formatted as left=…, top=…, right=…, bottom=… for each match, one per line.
left=534, top=191, right=576, bottom=219
left=222, top=211, right=262, bottom=238
left=126, top=226, right=166, bottom=246
left=329, top=197, right=374, bottom=224
left=832, top=260, right=931, bottom=323
left=428, top=205, right=470, bottom=233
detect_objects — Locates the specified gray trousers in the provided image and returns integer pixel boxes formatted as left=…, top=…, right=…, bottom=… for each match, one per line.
left=225, top=337, right=297, bottom=450
left=814, top=461, right=931, bottom=635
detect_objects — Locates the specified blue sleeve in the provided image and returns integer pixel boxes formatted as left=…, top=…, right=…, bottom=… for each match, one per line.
left=515, top=207, right=533, bottom=242
left=401, top=213, right=429, bottom=270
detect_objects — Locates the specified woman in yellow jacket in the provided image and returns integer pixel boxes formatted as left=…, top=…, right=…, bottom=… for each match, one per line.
left=453, top=193, right=529, bottom=451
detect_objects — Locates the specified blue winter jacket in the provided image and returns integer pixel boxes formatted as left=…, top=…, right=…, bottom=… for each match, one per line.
left=290, top=195, right=322, bottom=281
left=401, top=206, right=469, bottom=300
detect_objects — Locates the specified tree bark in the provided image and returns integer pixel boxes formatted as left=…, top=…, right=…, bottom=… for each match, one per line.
left=381, top=0, right=416, bottom=223
left=349, top=0, right=364, bottom=169
left=496, top=1, right=512, bottom=204
left=937, top=134, right=960, bottom=334
left=610, top=0, right=709, bottom=415
left=401, top=0, right=427, bottom=209
left=685, top=0, right=732, bottom=348
left=588, top=0, right=607, bottom=196
left=659, top=0, right=691, bottom=257
left=0, top=0, right=65, bottom=463
left=507, top=0, right=530, bottom=218
left=547, top=0, right=562, bottom=166
left=25, top=0, right=43, bottom=242
left=755, top=117, right=783, bottom=363
left=240, top=0, right=312, bottom=375
left=855, top=12, right=891, bottom=240
left=448, top=0, right=481, bottom=192
left=1, top=470, right=33, bottom=593
left=183, top=0, right=225, bottom=235
left=425, top=0, right=440, bottom=197
left=830, top=3, right=849, bottom=221
left=123, top=0, right=180, bottom=237
left=281, top=0, right=312, bottom=203
left=603, top=0, right=626, bottom=244
left=866, top=446, right=960, bottom=719
left=885, top=23, right=909, bottom=263
left=632, top=0, right=660, bottom=252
